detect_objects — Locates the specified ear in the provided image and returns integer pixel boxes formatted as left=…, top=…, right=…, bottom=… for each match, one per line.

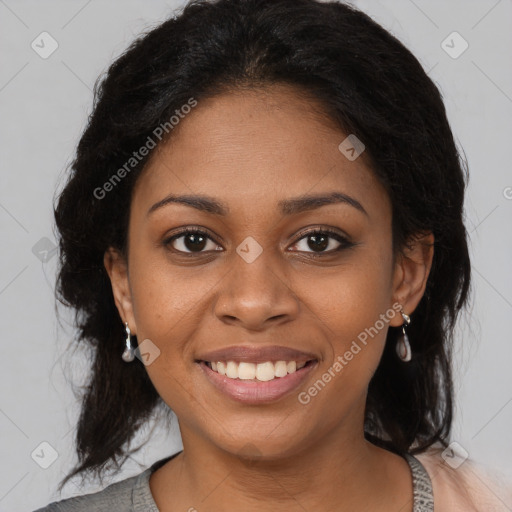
left=103, top=247, right=137, bottom=334
left=389, top=231, right=434, bottom=327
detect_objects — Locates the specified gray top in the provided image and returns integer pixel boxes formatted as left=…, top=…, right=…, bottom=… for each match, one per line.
left=33, top=451, right=434, bottom=511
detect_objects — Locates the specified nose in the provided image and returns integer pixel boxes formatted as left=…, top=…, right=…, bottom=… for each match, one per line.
left=212, top=249, right=300, bottom=331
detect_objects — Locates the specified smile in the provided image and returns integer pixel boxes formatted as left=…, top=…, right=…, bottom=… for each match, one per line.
left=197, top=359, right=318, bottom=404
left=203, top=359, right=309, bottom=381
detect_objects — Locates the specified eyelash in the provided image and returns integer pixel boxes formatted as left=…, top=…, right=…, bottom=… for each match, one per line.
left=163, top=227, right=353, bottom=257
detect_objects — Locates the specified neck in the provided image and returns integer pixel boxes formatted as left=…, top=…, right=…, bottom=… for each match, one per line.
left=150, top=418, right=414, bottom=511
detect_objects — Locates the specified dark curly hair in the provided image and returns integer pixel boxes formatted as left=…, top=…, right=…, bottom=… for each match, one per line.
left=53, top=0, right=471, bottom=493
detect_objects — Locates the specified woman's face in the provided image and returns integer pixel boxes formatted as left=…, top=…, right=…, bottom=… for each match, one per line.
left=106, top=84, right=429, bottom=459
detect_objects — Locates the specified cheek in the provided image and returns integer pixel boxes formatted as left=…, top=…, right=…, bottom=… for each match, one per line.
left=297, top=246, right=393, bottom=389
left=294, top=270, right=393, bottom=426
left=128, top=245, right=212, bottom=338
left=301, top=251, right=393, bottom=343
left=125, top=253, right=201, bottom=376
left=126, top=255, right=203, bottom=413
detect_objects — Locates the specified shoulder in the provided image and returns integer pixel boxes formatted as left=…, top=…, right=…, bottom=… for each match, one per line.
left=415, top=445, right=512, bottom=512
left=32, top=472, right=142, bottom=512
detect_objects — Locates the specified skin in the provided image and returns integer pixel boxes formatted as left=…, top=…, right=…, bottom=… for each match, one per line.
left=104, top=84, right=434, bottom=512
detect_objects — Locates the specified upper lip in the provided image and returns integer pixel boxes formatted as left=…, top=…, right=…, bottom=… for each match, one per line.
left=196, top=345, right=318, bottom=364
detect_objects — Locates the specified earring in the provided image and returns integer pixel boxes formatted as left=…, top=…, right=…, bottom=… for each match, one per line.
left=122, top=322, right=135, bottom=362
left=395, top=308, right=412, bottom=362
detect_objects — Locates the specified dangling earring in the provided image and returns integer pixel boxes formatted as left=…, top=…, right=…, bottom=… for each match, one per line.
left=122, top=322, right=135, bottom=362
left=395, top=308, right=412, bottom=362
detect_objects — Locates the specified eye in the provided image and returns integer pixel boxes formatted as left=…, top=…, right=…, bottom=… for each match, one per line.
left=289, top=228, right=353, bottom=254
left=164, top=228, right=222, bottom=254
left=163, top=227, right=353, bottom=256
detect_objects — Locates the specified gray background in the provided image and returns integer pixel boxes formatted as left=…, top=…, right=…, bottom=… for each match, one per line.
left=1, top=1, right=511, bottom=510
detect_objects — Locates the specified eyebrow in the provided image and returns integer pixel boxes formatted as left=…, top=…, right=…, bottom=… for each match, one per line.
left=147, top=191, right=368, bottom=217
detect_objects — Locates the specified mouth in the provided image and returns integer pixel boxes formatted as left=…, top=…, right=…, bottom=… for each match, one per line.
left=198, top=359, right=316, bottom=381
left=195, top=352, right=318, bottom=404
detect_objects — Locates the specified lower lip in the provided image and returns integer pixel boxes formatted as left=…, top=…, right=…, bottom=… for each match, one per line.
left=197, top=360, right=317, bottom=404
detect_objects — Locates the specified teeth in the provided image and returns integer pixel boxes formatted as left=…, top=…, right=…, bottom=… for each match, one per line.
left=226, top=361, right=238, bottom=379
left=274, top=361, right=288, bottom=378
left=217, top=361, right=226, bottom=375
left=206, top=360, right=309, bottom=381
left=256, top=361, right=274, bottom=381
left=238, top=362, right=256, bottom=380
left=287, top=361, right=297, bottom=373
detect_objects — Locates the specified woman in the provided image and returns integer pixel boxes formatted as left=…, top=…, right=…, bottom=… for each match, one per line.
left=34, top=0, right=511, bottom=510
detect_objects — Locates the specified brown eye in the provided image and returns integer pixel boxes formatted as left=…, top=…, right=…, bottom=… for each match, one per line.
left=165, top=229, right=221, bottom=253
left=289, top=229, right=353, bottom=254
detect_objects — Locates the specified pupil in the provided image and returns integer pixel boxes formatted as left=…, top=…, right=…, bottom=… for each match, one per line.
left=185, top=233, right=206, bottom=251
left=308, top=234, right=328, bottom=252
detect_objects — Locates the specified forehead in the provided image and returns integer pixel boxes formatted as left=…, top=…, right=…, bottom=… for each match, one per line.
left=132, top=85, right=390, bottom=222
